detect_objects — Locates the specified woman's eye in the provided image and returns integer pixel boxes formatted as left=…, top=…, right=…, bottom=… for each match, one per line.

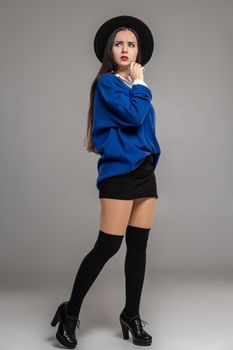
left=115, top=43, right=135, bottom=47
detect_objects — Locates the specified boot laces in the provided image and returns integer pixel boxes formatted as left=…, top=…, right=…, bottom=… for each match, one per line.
left=134, top=317, right=149, bottom=330
left=66, top=313, right=80, bottom=328
left=65, top=302, right=80, bottom=328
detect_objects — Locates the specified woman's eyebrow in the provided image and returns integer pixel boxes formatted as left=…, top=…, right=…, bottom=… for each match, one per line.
left=114, top=41, right=136, bottom=44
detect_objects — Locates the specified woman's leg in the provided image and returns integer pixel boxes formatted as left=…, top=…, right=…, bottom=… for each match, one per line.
left=66, top=198, right=134, bottom=318
left=123, top=197, right=157, bottom=318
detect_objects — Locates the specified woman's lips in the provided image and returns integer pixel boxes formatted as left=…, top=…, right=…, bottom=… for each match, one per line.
left=120, top=57, right=128, bottom=61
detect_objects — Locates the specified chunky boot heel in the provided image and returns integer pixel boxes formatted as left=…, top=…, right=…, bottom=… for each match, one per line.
left=50, top=301, right=80, bottom=349
left=119, top=309, right=152, bottom=346
left=51, top=308, right=61, bottom=327
left=120, top=319, right=129, bottom=339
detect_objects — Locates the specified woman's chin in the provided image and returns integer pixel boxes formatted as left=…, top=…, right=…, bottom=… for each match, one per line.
left=117, top=61, right=131, bottom=68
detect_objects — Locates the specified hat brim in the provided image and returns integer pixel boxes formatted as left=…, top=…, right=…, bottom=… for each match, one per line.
left=94, top=15, right=154, bottom=66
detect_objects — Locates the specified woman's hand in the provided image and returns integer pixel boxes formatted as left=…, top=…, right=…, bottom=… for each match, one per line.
left=129, top=62, right=145, bottom=81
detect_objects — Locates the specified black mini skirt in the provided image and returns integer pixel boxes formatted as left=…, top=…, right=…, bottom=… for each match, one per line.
left=98, top=154, right=158, bottom=200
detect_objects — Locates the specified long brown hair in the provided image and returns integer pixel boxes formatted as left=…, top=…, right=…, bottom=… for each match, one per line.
left=83, top=27, right=142, bottom=154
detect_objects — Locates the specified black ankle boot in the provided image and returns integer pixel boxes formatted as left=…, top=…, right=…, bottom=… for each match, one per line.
left=51, top=301, right=80, bottom=349
left=119, top=309, right=152, bottom=346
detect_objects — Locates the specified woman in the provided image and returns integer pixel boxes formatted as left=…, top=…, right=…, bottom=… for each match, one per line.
left=51, top=15, right=161, bottom=349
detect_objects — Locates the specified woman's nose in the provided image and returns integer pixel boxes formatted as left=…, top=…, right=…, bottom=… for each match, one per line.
left=122, top=46, right=128, bottom=53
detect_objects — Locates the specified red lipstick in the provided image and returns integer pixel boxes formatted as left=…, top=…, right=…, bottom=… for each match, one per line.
left=120, top=56, right=128, bottom=60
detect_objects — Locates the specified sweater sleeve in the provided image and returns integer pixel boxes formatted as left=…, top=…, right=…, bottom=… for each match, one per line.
left=96, top=74, right=152, bottom=127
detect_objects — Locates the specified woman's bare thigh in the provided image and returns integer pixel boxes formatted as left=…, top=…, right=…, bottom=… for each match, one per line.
left=128, top=197, right=157, bottom=228
left=99, top=198, right=134, bottom=236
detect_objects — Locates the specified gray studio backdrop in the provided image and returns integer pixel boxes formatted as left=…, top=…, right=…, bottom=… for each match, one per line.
left=0, top=0, right=232, bottom=287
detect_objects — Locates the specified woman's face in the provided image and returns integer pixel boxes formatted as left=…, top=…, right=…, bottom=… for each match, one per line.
left=112, top=30, right=138, bottom=70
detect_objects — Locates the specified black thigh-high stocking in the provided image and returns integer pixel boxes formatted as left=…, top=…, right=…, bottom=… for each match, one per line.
left=66, top=230, right=123, bottom=318
left=123, top=225, right=150, bottom=318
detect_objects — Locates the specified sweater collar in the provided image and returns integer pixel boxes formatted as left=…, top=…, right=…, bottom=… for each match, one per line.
left=110, top=71, right=133, bottom=88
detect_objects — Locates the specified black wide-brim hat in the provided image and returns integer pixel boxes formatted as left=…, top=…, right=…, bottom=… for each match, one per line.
left=94, top=15, right=154, bottom=66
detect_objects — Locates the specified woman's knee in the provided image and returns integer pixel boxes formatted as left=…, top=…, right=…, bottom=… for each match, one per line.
left=125, top=225, right=150, bottom=251
left=92, top=229, right=124, bottom=260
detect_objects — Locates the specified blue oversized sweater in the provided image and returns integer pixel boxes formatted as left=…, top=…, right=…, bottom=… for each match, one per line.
left=91, top=72, right=161, bottom=189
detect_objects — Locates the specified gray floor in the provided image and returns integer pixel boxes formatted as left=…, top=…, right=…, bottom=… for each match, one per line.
left=1, top=271, right=233, bottom=350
